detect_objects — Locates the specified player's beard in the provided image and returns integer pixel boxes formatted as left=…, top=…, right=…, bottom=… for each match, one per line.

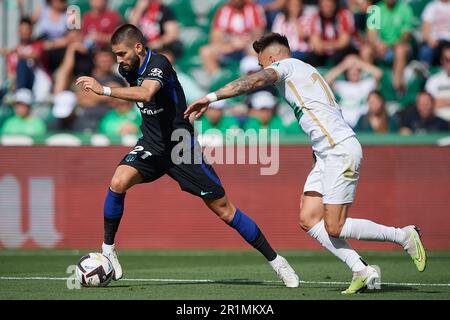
left=121, top=54, right=141, bottom=73
left=129, top=54, right=141, bottom=73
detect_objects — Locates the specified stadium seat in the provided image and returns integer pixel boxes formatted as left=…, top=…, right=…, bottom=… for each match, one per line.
left=400, top=73, right=425, bottom=108
left=407, top=0, right=428, bottom=27
left=111, top=0, right=137, bottom=21
left=199, top=0, right=227, bottom=33
left=68, top=0, right=91, bottom=16
left=379, top=66, right=399, bottom=102
left=176, top=27, right=209, bottom=71
left=46, top=133, right=82, bottom=146
left=91, top=134, right=111, bottom=146
left=163, top=0, right=197, bottom=27
left=1, top=135, right=34, bottom=146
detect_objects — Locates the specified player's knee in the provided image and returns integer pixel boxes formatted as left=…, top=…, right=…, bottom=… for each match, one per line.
left=110, top=176, right=130, bottom=193
left=299, top=209, right=321, bottom=231
left=217, top=203, right=234, bottom=223
left=299, top=211, right=311, bottom=231
left=324, top=221, right=342, bottom=238
left=206, top=197, right=234, bottom=223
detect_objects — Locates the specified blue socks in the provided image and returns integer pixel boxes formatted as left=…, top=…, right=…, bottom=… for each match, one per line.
left=104, top=188, right=125, bottom=219
left=104, top=189, right=126, bottom=245
left=229, top=208, right=259, bottom=243
left=228, top=208, right=277, bottom=261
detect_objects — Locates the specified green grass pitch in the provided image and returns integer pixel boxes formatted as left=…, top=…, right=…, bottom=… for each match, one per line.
left=0, top=250, right=449, bottom=300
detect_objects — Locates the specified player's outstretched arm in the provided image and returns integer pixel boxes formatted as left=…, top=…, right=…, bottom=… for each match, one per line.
left=75, top=76, right=161, bottom=103
left=184, top=68, right=278, bottom=120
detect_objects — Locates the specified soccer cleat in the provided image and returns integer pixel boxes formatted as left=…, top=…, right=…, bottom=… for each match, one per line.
left=102, top=243, right=123, bottom=281
left=341, top=265, right=380, bottom=294
left=269, top=255, right=300, bottom=288
left=402, top=225, right=427, bottom=272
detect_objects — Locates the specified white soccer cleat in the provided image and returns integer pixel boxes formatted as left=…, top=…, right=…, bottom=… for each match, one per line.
left=269, top=255, right=300, bottom=288
left=102, top=243, right=123, bottom=281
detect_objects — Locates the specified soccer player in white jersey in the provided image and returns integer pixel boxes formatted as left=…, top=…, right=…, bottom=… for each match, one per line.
left=185, top=33, right=427, bottom=294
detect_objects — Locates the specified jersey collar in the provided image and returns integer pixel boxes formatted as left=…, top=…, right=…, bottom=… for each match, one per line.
left=138, top=48, right=152, bottom=75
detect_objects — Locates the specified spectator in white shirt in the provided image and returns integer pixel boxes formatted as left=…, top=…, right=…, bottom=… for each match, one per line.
left=419, top=0, right=450, bottom=66
left=325, top=54, right=383, bottom=128
left=425, top=44, right=450, bottom=121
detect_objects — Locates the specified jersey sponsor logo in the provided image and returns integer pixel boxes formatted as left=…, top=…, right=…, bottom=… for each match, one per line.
left=200, top=191, right=213, bottom=196
left=125, top=154, right=137, bottom=162
left=139, top=107, right=164, bottom=116
left=136, top=102, right=164, bottom=116
left=149, top=68, right=163, bottom=78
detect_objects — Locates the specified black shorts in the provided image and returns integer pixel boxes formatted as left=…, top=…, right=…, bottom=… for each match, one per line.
left=118, top=139, right=225, bottom=200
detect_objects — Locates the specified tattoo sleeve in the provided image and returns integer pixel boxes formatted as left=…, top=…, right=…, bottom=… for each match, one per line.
left=215, top=68, right=279, bottom=100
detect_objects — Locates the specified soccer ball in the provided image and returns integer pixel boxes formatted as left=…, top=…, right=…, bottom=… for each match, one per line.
left=75, top=253, right=114, bottom=287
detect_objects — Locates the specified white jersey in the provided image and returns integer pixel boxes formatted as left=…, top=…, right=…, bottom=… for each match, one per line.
left=266, top=58, right=355, bottom=152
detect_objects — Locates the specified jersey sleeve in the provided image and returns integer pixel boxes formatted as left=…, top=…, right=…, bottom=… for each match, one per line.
left=265, top=60, right=292, bottom=83
left=142, top=54, right=174, bottom=88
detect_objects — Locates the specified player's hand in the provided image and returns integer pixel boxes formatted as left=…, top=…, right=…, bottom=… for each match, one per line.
left=184, top=96, right=210, bottom=120
left=75, top=76, right=104, bottom=95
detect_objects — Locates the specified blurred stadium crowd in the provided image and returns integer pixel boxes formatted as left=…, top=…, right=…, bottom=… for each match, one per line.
left=0, top=0, right=449, bottom=145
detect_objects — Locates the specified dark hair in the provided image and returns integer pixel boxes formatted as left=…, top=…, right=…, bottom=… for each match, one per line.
left=111, top=24, right=147, bottom=47
left=19, top=16, right=33, bottom=25
left=441, top=43, right=450, bottom=55
left=282, top=0, right=304, bottom=19
left=253, top=33, right=291, bottom=54
left=319, top=0, right=338, bottom=39
left=368, top=90, right=385, bottom=102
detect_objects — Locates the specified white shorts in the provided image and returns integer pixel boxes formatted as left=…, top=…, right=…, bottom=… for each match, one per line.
left=303, top=136, right=363, bottom=204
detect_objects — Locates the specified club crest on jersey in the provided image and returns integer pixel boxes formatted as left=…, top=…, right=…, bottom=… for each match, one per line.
left=125, top=154, right=137, bottom=162
left=150, top=68, right=163, bottom=78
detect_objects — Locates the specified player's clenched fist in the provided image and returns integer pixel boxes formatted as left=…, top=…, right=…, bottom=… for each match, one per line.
left=76, top=76, right=103, bottom=95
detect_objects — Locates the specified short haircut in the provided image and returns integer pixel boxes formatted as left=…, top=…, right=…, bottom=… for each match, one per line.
left=19, top=16, right=32, bottom=25
left=417, top=91, right=435, bottom=103
left=111, top=24, right=146, bottom=47
left=441, top=43, right=450, bottom=55
left=253, top=33, right=291, bottom=54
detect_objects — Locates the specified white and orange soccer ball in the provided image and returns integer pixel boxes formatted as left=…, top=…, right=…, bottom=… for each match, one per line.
left=75, top=253, right=114, bottom=287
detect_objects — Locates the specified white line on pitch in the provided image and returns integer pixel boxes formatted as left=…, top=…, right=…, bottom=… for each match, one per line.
left=1, top=276, right=449, bottom=287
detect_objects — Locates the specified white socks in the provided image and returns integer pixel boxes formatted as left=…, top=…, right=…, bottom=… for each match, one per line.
left=307, top=220, right=366, bottom=272
left=339, top=218, right=407, bottom=246
left=102, top=242, right=115, bottom=254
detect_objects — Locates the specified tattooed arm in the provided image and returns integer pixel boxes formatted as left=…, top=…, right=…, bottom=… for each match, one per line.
left=216, top=68, right=279, bottom=100
left=184, top=68, right=279, bottom=120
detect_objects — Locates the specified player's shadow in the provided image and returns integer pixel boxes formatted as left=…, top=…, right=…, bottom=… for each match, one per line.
left=108, top=279, right=273, bottom=288
left=329, top=284, right=417, bottom=293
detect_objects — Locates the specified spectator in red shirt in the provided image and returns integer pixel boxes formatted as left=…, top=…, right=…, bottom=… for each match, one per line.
left=271, top=0, right=312, bottom=62
left=200, top=0, right=266, bottom=75
left=309, top=0, right=358, bottom=66
left=129, top=0, right=182, bottom=57
left=81, top=0, right=122, bottom=49
left=0, top=17, right=47, bottom=91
